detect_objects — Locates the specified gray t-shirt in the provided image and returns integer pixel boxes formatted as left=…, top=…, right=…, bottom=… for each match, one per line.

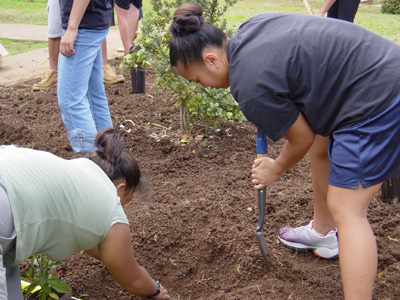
left=0, top=147, right=128, bottom=265
left=227, top=13, right=400, bottom=141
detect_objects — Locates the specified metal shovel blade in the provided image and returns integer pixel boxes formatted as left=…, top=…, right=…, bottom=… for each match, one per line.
left=254, top=128, right=270, bottom=268
left=255, top=231, right=270, bottom=265
left=255, top=187, right=270, bottom=268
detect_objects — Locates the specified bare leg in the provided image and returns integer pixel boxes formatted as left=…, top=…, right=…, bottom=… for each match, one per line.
left=101, top=37, right=125, bottom=84
left=278, top=135, right=338, bottom=259
left=309, top=135, right=336, bottom=234
left=102, top=38, right=108, bottom=66
left=48, top=37, right=61, bottom=71
left=115, top=3, right=140, bottom=55
left=32, top=37, right=60, bottom=90
left=327, top=183, right=381, bottom=300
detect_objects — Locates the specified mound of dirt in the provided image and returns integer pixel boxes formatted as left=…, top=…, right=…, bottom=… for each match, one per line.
left=1, top=59, right=399, bottom=300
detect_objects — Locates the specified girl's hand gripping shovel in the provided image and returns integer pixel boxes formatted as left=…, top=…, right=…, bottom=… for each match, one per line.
left=255, top=128, right=270, bottom=268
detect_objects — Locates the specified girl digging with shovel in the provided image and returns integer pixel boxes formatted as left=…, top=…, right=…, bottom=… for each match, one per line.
left=168, top=3, right=400, bottom=300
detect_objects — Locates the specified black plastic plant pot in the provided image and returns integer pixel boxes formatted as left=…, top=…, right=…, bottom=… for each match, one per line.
left=129, top=45, right=145, bottom=94
left=25, top=291, right=72, bottom=300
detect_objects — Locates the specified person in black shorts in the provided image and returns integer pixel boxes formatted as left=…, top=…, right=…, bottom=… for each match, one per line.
left=115, top=0, right=143, bottom=55
left=168, top=3, right=400, bottom=300
left=317, top=0, right=361, bottom=22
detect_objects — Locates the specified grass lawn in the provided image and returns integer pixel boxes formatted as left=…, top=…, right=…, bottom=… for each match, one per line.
left=0, top=38, right=48, bottom=55
left=0, top=0, right=399, bottom=55
left=0, top=0, right=48, bottom=25
left=224, top=0, right=400, bottom=43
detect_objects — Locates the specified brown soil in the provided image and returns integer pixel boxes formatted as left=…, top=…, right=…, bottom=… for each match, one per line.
left=1, top=58, right=399, bottom=300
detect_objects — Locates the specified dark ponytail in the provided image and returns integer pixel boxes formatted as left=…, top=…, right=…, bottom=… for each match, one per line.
left=86, top=128, right=141, bottom=191
left=169, top=2, right=227, bottom=68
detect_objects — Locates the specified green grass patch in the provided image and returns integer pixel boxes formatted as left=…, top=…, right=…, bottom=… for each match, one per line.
left=0, top=38, right=48, bottom=55
left=226, top=0, right=311, bottom=27
left=0, top=0, right=399, bottom=43
left=225, top=0, right=400, bottom=43
left=0, top=0, right=48, bottom=25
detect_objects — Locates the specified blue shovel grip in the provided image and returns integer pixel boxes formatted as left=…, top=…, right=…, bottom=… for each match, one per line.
left=256, top=128, right=268, bottom=155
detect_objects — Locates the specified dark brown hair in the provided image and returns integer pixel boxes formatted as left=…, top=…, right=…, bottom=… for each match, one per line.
left=85, top=128, right=141, bottom=191
left=169, top=2, right=227, bottom=68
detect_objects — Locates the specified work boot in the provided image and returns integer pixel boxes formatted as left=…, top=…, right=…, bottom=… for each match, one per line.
left=32, top=70, right=58, bottom=91
left=278, top=220, right=339, bottom=259
left=103, top=64, right=125, bottom=84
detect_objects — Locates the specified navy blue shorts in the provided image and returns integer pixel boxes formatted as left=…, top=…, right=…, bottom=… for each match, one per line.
left=328, top=93, right=400, bottom=189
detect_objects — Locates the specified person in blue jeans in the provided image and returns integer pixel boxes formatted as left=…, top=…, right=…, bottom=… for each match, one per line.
left=58, top=0, right=113, bottom=153
left=169, top=3, right=400, bottom=300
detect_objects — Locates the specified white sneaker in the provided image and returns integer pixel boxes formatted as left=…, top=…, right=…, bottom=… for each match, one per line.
left=278, top=220, right=338, bottom=259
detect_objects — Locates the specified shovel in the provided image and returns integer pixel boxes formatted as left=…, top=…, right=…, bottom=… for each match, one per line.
left=254, top=128, right=270, bottom=267
left=302, top=0, right=314, bottom=15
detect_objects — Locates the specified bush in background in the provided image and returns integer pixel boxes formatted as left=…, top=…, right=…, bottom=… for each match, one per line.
left=381, top=0, right=400, bottom=14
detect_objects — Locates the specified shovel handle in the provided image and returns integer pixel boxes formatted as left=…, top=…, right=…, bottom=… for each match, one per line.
left=256, top=128, right=268, bottom=155
left=256, top=128, right=268, bottom=232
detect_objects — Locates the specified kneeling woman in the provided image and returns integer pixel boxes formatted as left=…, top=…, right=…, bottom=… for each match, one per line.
left=0, top=128, right=170, bottom=300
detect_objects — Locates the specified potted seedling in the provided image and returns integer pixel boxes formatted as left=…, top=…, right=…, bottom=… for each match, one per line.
left=21, top=254, right=72, bottom=300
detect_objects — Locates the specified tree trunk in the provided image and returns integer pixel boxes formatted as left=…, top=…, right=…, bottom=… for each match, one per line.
left=179, top=102, right=188, bottom=133
left=381, top=171, right=400, bottom=204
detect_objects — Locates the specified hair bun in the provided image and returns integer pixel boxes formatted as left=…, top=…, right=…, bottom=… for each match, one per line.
left=94, top=128, right=124, bottom=164
left=170, top=3, right=205, bottom=36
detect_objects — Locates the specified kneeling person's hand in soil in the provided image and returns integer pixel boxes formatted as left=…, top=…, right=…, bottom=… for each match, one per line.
left=0, top=128, right=170, bottom=300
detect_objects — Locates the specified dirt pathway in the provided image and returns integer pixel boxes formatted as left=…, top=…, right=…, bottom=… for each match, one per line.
left=0, top=23, right=123, bottom=86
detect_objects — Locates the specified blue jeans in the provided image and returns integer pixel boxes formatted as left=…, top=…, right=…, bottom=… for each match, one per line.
left=58, top=28, right=113, bottom=153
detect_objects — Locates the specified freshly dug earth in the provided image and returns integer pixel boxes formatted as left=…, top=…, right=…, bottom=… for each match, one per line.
left=1, top=59, right=399, bottom=300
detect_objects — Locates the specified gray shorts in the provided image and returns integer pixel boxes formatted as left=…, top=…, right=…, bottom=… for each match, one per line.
left=47, top=0, right=63, bottom=38
left=0, top=178, right=22, bottom=300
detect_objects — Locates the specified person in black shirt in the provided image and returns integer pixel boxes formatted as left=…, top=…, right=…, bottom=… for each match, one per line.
left=169, top=3, right=400, bottom=300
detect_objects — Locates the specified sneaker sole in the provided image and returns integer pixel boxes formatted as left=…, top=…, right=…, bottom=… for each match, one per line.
left=278, top=236, right=338, bottom=260
left=32, top=86, right=55, bottom=91
left=104, top=76, right=125, bottom=84
left=104, top=79, right=125, bottom=84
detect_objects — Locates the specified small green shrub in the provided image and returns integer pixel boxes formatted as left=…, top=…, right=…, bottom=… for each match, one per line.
left=381, top=0, right=400, bottom=14
left=121, top=0, right=246, bottom=133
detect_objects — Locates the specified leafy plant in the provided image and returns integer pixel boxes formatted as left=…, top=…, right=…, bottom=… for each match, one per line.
left=21, top=254, right=71, bottom=300
left=381, top=0, right=400, bottom=14
left=120, top=0, right=246, bottom=133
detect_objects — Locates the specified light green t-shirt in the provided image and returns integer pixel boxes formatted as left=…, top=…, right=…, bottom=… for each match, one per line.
left=0, top=146, right=128, bottom=265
